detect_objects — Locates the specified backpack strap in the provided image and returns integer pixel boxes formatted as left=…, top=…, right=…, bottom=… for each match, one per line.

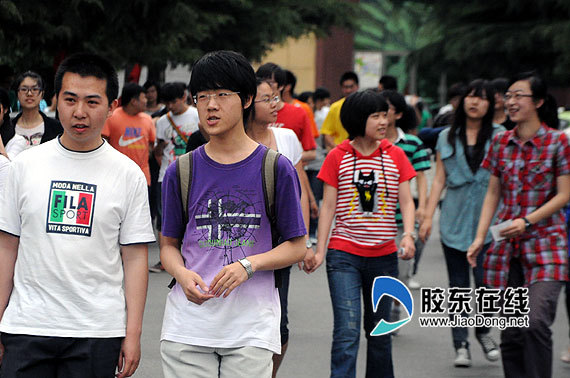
left=176, top=151, right=193, bottom=225
left=261, top=148, right=282, bottom=287
left=169, top=151, right=193, bottom=289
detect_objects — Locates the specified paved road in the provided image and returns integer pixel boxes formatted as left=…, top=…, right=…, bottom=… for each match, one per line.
left=135, top=222, right=570, bottom=378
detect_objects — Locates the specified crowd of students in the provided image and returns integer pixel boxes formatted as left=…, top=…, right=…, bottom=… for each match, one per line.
left=0, top=50, right=569, bottom=378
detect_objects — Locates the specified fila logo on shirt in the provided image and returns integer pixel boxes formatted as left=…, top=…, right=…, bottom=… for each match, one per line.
left=46, top=180, right=97, bottom=236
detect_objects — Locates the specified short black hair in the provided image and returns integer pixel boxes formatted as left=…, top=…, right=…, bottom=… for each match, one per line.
left=285, top=70, right=297, bottom=94
left=121, top=83, right=145, bottom=107
left=190, top=50, right=256, bottom=122
left=380, top=90, right=406, bottom=115
left=297, top=91, right=313, bottom=103
left=256, top=62, right=286, bottom=88
left=399, top=105, right=418, bottom=133
left=510, top=70, right=558, bottom=129
left=54, top=52, right=118, bottom=104
left=143, top=80, right=161, bottom=99
left=339, top=71, right=359, bottom=86
left=379, top=75, right=398, bottom=90
left=448, top=82, right=466, bottom=101
left=14, top=71, right=44, bottom=92
left=313, top=87, right=330, bottom=101
left=161, top=82, right=186, bottom=103
left=491, top=78, right=509, bottom=95
left=340, top=90, right=388, bottom=140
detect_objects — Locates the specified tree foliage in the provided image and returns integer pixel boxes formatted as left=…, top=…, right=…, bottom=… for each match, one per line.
left=0, top=0, right=356, bottom=71
left=399, top=0, right=570, bottom=84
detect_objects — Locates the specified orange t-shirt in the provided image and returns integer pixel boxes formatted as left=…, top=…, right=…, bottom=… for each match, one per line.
left=293, top=99, right=319, bottom=138
left=102, top=107, right=156, bottom=185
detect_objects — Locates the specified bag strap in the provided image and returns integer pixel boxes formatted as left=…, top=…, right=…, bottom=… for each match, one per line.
left=169, top=151, right=193, bottom=289
left=176, top=151, right=193, bottom=225
left=166, top=112, right=189, bottom=144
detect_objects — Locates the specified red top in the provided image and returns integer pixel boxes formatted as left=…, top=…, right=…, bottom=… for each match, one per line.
left=318, top=139, right=416, bottom=257
left=270, top=102, right=317, bottom=151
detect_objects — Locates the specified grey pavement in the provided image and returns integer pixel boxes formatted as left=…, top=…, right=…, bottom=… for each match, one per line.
left=136, top=220, right=570, bottom=378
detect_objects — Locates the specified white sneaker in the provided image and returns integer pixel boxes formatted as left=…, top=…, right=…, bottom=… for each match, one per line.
left=407, top=275, right=421, bottom=290
left=476, top=333, right=500, bottom=362
left=561, top=345, right=570, bottom=363
left=454, top=343, right=472, bottom=368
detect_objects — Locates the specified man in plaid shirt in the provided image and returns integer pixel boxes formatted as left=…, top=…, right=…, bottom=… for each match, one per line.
left=467, top=72, right=570, bottom=378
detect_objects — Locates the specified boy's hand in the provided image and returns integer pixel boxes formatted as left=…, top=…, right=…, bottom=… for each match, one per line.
left=209, top=262, right=249, bottom=298
left=177, top=270, right=214, bottom=305
left=418, top=219, right=432, bottom=243
left=305, top=251, right=325, bottom=273
left=299, top=248, right=316, bottom=273
left=116, top=333, right=140, bottom=378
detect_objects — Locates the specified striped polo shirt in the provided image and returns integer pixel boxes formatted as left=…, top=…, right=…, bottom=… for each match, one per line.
left=393, top=128, right=431, bottom=226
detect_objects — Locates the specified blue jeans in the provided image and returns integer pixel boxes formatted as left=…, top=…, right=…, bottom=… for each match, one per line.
left=326, top=249, right=398, bottom=378
left=442, top=242, right=491, bottom=349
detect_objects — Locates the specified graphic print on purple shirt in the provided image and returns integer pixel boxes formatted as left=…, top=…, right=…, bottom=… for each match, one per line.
left=161, top=144, right=307, bottom=286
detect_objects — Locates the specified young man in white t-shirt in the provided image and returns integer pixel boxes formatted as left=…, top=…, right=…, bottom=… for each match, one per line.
left=0, top=53, right=155, bottom=378
left=150, top=82, right=199, bottom=272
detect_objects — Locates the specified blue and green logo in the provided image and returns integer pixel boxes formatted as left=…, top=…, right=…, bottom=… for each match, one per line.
left=371, top=276, right=414, bottom=336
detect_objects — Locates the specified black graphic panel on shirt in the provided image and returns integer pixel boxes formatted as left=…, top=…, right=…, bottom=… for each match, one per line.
left=354, top=170, right=378, bottom=214
left=46, top=181, right=97, bottom=236
left=195, top=189, right=262, bottom=266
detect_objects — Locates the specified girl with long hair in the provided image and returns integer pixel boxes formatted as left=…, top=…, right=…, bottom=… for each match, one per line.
left=420, top=79, right=504, bottom=367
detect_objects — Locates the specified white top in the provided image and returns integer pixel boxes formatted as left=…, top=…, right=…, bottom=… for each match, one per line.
left=5, top=134, right=28, bottom=159
left=15, top=123, right=45, bottom=148
left=156, top=107, right=199, bottom=182
left=271, top=127, right=302, bottom=166
left=0, top=139, right=155, bottom=338
left=0, top=154, right=9, bottom=193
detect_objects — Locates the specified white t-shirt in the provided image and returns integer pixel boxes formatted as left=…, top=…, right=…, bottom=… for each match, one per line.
left=271, top=127, right=302, bottom=166
left=5, top=134, right=28, bottom=159
left=15, top=123, right=45, bottom=148
left=0, top=154, right=9, bottom=193
left=0, top=139, right=155, bottom=338
left=156, top=107, right=199, bottom=182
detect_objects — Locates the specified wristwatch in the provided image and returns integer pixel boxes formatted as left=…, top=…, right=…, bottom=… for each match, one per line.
left=306, top=238, right=313, bottom=249
left=522, top=217, right=532, bottom=230
left=238, top=258, right=254, bottom=279
left=401, top=231, right=417, bottom=241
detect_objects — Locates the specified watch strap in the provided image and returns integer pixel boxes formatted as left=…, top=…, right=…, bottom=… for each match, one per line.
left=238, top=258, right=254, bottom=279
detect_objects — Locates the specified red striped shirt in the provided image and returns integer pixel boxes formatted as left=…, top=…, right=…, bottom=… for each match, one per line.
left=318, top=140, right=416, bottom=257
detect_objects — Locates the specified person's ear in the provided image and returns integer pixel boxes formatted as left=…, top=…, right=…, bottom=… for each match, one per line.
left=107, top=99, right=118, bottom=117
left=395, top=112, right=403, bottom=121
left=243, top=95, right=253, bottom=109
left=535, top=98, right=544, bottom=109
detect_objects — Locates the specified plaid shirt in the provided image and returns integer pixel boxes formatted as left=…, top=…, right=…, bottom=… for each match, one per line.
left=481, top=124, right=570, bottom=289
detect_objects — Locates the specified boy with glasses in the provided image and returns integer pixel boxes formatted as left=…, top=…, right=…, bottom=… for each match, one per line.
left=159, top=50, right=307, bottom=378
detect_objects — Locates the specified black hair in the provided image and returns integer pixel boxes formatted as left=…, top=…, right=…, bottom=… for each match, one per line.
left=54, top=52, right=118, bottom=103
left=313, top=87, right=330, bottom=101
left=121, top=83, right=146, bottom=107
left=284, top=70, right=297, bottom=95
left=509, top=71, right=559, bottom=129
left=247, top=77, right=271, bottom=128
left=0, top=87, right=14, bottom=145
left=143, top=80, right=161, bottom=101
left=14, top=71, right=44, bottom=92
left=340, top=71, right=359, bottom=86
left=448, top=79, right=496, bottom=173
left=491, top=78, right=509, bottom=95
left=340, top=90, right=388, bottom=140
left=297, top=91, right=313, bottom=103
left=379, top=75, right=397, bottom=90
left=256, top=62, right=286, bottom=88
left=399, top=105, right=418, bottom=133
left=380, top=90, right=406, bottom=115
left=160, top=82, right=186, bottom=103
left=190, top=50, right=256, bottom=122
left=448, top=82, right=466, bottom=101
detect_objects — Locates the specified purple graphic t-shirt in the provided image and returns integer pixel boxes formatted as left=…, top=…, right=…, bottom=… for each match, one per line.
left=160, top=144, right=306, bottom=353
